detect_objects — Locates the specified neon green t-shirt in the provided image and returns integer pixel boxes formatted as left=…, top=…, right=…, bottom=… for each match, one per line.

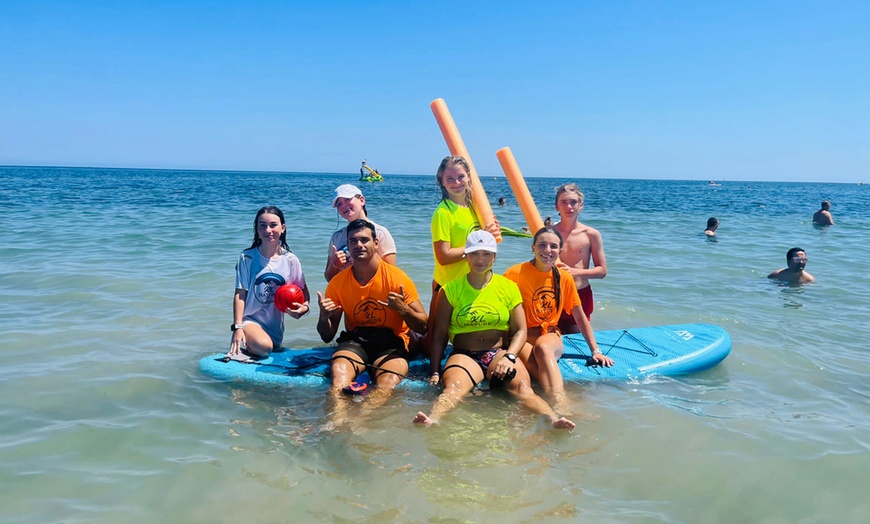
left=443, top=273, right=523, bottom=340
left=430, top=199, right=479, bottom=286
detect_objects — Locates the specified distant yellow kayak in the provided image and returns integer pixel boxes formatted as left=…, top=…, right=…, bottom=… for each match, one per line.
left=359, top=164, right=383, bottom=182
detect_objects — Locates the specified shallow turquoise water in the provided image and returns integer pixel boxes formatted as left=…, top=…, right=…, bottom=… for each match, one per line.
left=1, top=167, right=868, bottom=522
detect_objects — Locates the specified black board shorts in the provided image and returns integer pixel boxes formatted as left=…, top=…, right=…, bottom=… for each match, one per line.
left=335, top=327, right=407, bottom=365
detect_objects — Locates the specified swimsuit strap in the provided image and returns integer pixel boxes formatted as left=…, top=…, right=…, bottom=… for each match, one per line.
left=331, top=354, right=366, bottom=372
left=441, top=363, right=483, bottom=394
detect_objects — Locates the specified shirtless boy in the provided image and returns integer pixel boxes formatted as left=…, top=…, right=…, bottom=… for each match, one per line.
left=552, top=183, right=606, bottom=330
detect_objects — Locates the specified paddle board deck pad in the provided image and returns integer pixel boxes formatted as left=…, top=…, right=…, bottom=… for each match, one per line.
left=558, top=323, right=731, bottom=381
left=199, top=323, right=730, bottom=387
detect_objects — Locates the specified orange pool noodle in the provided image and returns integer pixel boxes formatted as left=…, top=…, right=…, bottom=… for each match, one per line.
left=496, top=147, right=545, bottom=234
left=430, top=98, right=501, bottom=242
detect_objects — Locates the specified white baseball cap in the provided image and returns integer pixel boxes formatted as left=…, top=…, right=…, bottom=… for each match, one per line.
left=465, top=230, right=498, bottom=254
left=331, top=184, right=363, bottom=207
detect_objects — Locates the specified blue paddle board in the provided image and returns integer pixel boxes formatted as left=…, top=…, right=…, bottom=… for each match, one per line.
left=558, top=322, right=731, bottom=382
left=199, top=323, right=730, bottom=387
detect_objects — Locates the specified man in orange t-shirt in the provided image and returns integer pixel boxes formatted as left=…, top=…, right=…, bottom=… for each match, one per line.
left=317, top=219, right=428, bottom=426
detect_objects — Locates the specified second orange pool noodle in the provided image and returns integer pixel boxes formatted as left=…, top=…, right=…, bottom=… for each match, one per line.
left=430, top=98, right=501, bottom=242
left=496, top=147, right=545, bottom=235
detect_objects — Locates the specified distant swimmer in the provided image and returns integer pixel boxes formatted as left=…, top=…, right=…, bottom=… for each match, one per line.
left=704, top=217, right=719, bottom=237
left=525, top=217, right=552, bottom=233
left=812, top=200, right=835, bottom=226
left=498, top=197, right=507, bottom=206
left=768, top=247, right=815, bottom=284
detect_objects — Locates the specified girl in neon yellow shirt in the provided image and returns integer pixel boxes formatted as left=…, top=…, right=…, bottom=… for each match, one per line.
left=430, top=156, right=479, bottom=290
left=414, top=231, right=575, bottom=430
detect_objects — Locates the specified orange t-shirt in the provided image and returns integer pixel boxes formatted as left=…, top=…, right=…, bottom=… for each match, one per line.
left=503, top=261, right=581, bottom=332
left=325, top=261, right=420, bottom=349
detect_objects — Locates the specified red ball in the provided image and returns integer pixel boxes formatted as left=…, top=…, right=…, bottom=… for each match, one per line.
left=274, top=283, right=304, bottom=312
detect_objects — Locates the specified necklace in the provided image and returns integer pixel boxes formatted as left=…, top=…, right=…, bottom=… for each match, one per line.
left=470, top=271, right=493, bottom=290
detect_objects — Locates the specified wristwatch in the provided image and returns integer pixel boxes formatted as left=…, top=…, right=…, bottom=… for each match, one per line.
left=504, top=352, right=517, bottom=364
left=231, top=323, right=244, bottom=332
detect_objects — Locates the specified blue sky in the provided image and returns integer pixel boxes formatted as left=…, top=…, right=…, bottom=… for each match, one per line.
left=1, top=1, right=868, bottom=182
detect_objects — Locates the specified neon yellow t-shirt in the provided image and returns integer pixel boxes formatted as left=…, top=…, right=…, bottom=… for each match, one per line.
left=443, top=273, right=523, bottom=340
left=430, top=199, right=479, bottom=286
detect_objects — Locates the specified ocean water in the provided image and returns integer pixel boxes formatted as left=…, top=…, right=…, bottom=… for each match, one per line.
left=1, top=166, right=868, bottom=523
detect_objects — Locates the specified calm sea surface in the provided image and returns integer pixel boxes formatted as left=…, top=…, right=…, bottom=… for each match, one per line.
left=1, top=166, right=868, bottom=523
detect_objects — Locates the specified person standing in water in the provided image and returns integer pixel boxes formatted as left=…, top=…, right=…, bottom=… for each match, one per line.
left=768, top=247, right=815, bottom=284
left=425, top=156, right=500, bottom=356
left=552, top=183, right=606, bottom=329
left=705, top=217, right=719, bottom=237
left=325, top=184, right=397, bottom=282
left=430, top=155, right=500, bottom=293
left=813, top=200, right=835, bottom=226
left=228, top=206, right=310, bottom=361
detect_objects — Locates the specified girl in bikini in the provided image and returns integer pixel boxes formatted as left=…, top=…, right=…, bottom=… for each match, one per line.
left=413, top=230, right=574, bottom=430
left=504, top=227, right=613, bottom=412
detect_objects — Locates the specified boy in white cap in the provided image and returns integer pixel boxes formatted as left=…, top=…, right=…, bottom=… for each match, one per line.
left=325, top=184, right=397, bottom=282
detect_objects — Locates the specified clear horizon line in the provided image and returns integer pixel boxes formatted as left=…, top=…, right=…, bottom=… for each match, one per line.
left=0, top=164, right=861, bottom=185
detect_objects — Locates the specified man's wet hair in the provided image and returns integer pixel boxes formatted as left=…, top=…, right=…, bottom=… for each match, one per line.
left=786, top=247, right=805, bottom=261
left=347, top=219, right=376, bottom=239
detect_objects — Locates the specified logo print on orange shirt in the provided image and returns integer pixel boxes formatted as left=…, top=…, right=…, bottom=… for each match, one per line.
left=353, top=299, right=386, bottom=326
left=455, top=304, right=500, bottom=329
left=532, top=287, right=557, bottom=323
